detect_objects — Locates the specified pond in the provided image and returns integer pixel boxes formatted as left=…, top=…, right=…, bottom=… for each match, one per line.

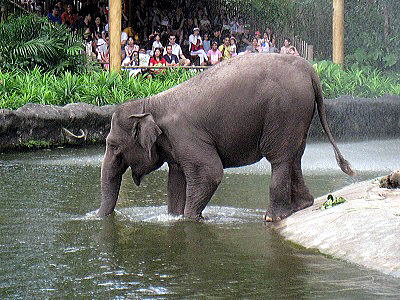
left=1, top=139, right=400, bottom=298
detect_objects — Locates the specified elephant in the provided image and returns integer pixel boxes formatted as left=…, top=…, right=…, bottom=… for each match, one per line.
left=97, top=54, right=354, bottom=222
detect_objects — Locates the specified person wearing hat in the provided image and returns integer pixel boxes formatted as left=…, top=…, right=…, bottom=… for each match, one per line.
left=189, top=27, right=208, bottom=65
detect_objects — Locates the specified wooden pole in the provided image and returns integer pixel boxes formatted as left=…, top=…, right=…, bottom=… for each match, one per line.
left=109, top=0, right=121, bottom=72
left=332, top=0, right=344, bottom=65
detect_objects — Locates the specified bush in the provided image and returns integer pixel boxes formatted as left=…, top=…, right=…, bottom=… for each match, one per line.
left=0, top=68, right=197, bottom=110
left=0, top=14, right=95, bottom=74
left=0, top=63, right=399, bottom=110
left=314, top=61, right=400, bottom=98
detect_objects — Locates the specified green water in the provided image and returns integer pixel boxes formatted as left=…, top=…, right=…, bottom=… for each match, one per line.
left=1, top=145, right=399, bottom=298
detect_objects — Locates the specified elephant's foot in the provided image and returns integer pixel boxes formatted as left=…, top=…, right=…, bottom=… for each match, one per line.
left=263, top=205, right=293, bottom=222
left=184, top=213, right=208, bottom=222
left=292, top=195, right=314, bottom=212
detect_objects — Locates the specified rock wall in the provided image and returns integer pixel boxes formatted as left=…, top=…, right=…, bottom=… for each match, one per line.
left=309, top=95, right=400, bottom=141
left=0, top=95, right=399, bottom=151
left=0, top=103, right=116, bottom=151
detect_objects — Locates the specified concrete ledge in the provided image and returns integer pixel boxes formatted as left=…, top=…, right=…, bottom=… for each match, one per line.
left=0, top=95, right=399, bottom=150
left=274, top=179, right=400, bottom=277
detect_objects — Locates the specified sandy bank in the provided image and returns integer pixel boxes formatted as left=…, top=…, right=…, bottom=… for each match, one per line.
left=274, top=179, right=400, bottom=278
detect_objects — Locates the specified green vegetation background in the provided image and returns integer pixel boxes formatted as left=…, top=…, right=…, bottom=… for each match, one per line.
left=0, top=5, right=400, bottom=110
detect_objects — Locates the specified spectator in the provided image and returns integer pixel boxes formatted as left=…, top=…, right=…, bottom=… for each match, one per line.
left=269, top=38, right=279, bottom=53
left=149, top=47, right=166, bottom=77
left=230, top=36, right=237, bottom=56
left=212, top=28, right=222, bottom=46
left=207, top=41, right=222, bottom=65
left=96, top=32, right=108, bottom=61
left=281, top=38, right=299, bottom=56
left=122, top=37, right=136, bottom=66
left=200, top=14, right=211, bottom=33
left=92, top=15, right=103, bottom=41
left=164, top=34, right=191, bottom=66
left=246, top=38, right=262, bottom=53
left=61, top=4, right=77, bottom=28
left=260, top=32, right=270, bottom=53
left=120, top=29, right=128, bottom=59
left=203, top=33, right=211, bottom=53
left=48, top=5, right=62, bottom=24
left=151, top=34, right=163, bottom=56
left=189, top=28, right=208, bottom=65
left=171, top=8, right=184, bottom=43
left=163, top=45, right=180, bottom=66
left=218, top=37, right=232, bottom=60
left=77, top=12, right=92, bottom=42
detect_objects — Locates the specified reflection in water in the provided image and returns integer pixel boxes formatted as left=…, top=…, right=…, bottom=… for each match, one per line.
left=1, top=141, right=400, bottom=298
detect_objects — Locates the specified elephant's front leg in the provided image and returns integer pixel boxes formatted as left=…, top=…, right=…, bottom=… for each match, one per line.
left=264, top=161, right=293, bottom=222
left=167, top=163, right=187, bottom=215
left=183, top=154, right=223, bottom=221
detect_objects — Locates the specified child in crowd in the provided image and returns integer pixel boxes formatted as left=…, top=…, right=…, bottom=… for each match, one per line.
left=229, top=36, right=237, bottom=56
left=203, top=33, right=211, bottom=53
left=207, top=41, right=222, bottom=65
left=151, top=34, right=163, bottom=56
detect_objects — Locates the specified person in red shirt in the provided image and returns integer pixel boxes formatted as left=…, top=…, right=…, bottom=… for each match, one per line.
left=149, top=47, right=166, bottom=77
left=61, top=4, right=77, bottom=28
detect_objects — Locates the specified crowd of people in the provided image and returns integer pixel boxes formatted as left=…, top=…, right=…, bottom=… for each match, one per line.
left=43, top=0, right=301, bottom=76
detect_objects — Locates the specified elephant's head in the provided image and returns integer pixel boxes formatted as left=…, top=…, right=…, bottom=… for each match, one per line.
left=97, top=109, right=163, bottom=217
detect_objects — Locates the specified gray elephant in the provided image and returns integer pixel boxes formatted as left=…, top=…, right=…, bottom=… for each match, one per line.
left=98, top=54, right=354, bottom=222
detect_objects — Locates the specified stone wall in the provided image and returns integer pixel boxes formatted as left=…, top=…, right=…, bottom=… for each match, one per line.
left=0, top=95, right=399, bottom=151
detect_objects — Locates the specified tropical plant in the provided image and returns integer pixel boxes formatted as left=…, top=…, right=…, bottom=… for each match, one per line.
left=0, top=14, right=95, bottom=74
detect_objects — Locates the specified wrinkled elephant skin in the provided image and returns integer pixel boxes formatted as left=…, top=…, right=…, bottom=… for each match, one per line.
left=98, top=54, right=354, bottom=222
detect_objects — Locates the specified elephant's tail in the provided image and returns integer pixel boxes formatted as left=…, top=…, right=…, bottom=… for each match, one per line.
left=312, top=72, right=355, bottom=176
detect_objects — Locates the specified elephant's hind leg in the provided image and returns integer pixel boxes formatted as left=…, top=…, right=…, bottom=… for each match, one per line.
left=264, top=161, right=294, bottom=222
left=167, top=163, right=186, bottom=215
left=291, top=142, right=314, bottom=212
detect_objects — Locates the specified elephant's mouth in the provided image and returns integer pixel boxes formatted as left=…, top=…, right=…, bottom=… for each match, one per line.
left=132, top=172, right=143, bottom=186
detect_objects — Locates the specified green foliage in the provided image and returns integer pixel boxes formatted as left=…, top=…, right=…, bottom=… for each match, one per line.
left=313, top=61, right=400, bottom=99
left=0, top=69, right=197, bottom=110
left=321, top=194, right=347, bottom=210
left=0, top=63, right=399, bottom=110
left=0, top=14, right=95, bottom=74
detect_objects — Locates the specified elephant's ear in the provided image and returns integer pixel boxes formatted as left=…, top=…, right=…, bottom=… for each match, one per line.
left=129, top=113, right=162, bottom=159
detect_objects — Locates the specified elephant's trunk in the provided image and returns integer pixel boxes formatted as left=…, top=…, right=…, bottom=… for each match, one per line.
left=97, top=159, right=125, bottom=217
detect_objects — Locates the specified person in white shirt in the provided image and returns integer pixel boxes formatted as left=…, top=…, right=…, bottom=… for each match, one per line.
left=164, top=34, right=191, bottom=66
left=150, top=34, right=163, bottom=56
left=189, top=28, right=208, bottom=65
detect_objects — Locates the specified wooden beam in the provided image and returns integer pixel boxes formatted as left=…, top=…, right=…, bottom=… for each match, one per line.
left=109, top=0, right=121, bottom=72
left=332, top=0, right=344, bottom=65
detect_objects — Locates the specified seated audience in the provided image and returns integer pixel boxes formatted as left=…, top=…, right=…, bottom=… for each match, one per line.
left=189, top=28, right=208, bottom=65
left=163, top=45, right=180, bottom=66
left=230, top=36, right=237, bottom=56
left=245, top=38, right=262, bottom=53
left=122, top=37, right=137, bottom=66
left=164, top=34, right=191, bottom=66
left=269, top=38, right=279, bottom=53
left=218, top=37, right=232, bottom=60
left=203, top=33, right=211, bottom=53
left=260, top=32, right=270, bottom=53
left=151, top=33, right=163, bottom=56
left=280, top=38, right=299, bottom=56
left=207, top=41, right=222, bottom=65
left=149, top=47, right=166, bottom=77
left=61, top=4, right=77, bottom=28
left=48, top=5, right=62, bottom=24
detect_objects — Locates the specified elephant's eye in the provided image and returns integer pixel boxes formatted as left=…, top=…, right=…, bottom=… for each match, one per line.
left=108, top=143, right=119, bottom=151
